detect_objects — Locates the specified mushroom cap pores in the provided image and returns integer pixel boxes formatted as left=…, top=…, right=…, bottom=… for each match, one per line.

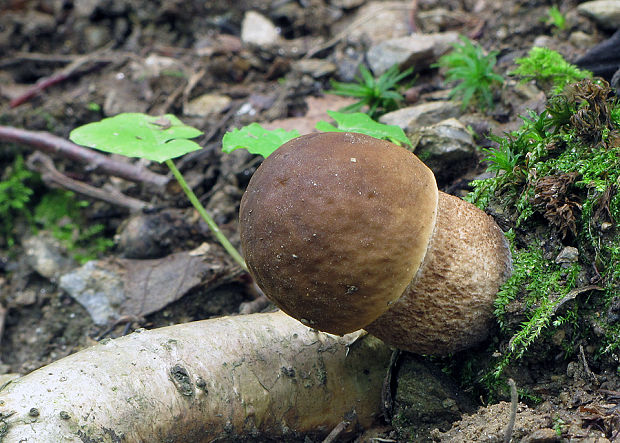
left=239, top=132, right=438, bottom=334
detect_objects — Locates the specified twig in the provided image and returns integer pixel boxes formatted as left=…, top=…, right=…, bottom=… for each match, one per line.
left=321, top=420, right=350, bottom=443
left=408, top=0, right=419, bottom=33
left=0, top=304, right=6, bottom=349
left=9, top=53, right=113, bottom=108
left=26, top=152, right=151, bottom=212
left=504, top=378, right=517, bottom=443
left=579, top=344, right=599, bottom=384
left=0, top=52, right=79, bottom=68
left=239, top=294, right=271, bottom=315
left=0, top=125, right=169, bottom=188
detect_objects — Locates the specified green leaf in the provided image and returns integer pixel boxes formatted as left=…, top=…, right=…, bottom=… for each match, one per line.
left=315, top=111, right=411, bottom=147
left=70, top=113, right=203, bottom=163
left=222, top=123, right=300, bottom=157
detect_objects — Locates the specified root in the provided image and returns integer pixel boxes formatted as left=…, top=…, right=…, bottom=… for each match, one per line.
left=0, top=311, right=391, bottom=442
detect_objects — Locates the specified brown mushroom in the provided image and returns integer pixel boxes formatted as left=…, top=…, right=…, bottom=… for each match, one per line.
left=239, top=132, right=511, bottom=354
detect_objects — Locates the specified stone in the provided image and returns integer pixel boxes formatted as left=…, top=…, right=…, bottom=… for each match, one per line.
left=409, top=118, right=476, bottom=185
left=391, top=354, right=475, bottom=440
left=83, top=25, right=111, bottom=51
left=332, top=1, right=411, bottom=46
left=569, top=30, right=597, bottom=49
left=521, top=428, right=562, bottom=443
left=379, top=101, right=462, bottom=130
left=241, top=11, right=280, bottom=48
left=23, top=234, right=75, bottom=282
left=330, top=0, right=366, bottom=8
left=133, top=54, right=185, bottom=80
left=183, top=93, right=231, bottom=118
left=59, top=261, right=126, bottom=326
left=417, top=8, right=462, bottom=33
left=577, top=0, right=620, bottom=28
left=555, top=246, right=579, bottom=264
left=366, top=32, right=460, bottom=76
left=292, top=59, right=337, bottom=78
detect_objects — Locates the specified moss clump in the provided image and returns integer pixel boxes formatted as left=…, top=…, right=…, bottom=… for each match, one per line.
left=511, top=47, right=592, bottom=94
left=466, top=77, right=619, bottom=388
left=0, top=155, right=113, bottom=263
left=0, top=155, right=36, bottom=247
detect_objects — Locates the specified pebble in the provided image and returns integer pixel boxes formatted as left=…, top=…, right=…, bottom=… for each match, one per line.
left=569, top=30, right=597, bottom=49
left=333, top=1, right=411, bottom=46
left=577, top=0, right=620, bottom=28
left=183, top=93, right=231, bottom=118
left=417, top=8, right=462, bottom=33
left=59, top=261, right=125, bottom=326
left=555, top=246, right=579, bottom=264
left=241, top=11, right=280, bottom=48
left=23, top=234, right=75, bottom=282
left=408, top=118, right=476, bottom=184
left=292, top=59, right=337, bottom=78
left=330, top=0, right=366, bottom=8
left=521, top=427, right=562, bottom=443
left=379, top=101, right=462, bottom=130
left=366, top=32, right=460, bottom=75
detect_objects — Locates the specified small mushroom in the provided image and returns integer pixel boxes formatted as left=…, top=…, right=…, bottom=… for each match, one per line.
left=239, top=132, right=511, bottom=354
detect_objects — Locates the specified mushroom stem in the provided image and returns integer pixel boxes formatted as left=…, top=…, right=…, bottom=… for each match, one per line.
left=365, top=192, right=512, bottom=354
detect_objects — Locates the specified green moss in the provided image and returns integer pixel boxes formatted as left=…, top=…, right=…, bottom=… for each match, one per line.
left=0, top=155, right=36, bottom=247
left=466, top=77, right=620, bottom=384
left=32, top=190, right=114, bottom=264
left=492, top=239, right=581, bottom=377
left=0, top=157, right=113, bottom=262
left=511, top=47, right=591, bottom=94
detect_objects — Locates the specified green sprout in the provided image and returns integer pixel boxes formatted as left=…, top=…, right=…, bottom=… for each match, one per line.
left=511, top=47, right=591, bottom=94
left=222, top=111, right=411, bottom=158
left=326, top=64, right=414, bottom=119
left=222, top=123, right=300, bottom=157
left=70, top=113, right=246, bottom=270
left=435, top=36, right=504, bottom=110
left=544, top=6, right=567, bottom=31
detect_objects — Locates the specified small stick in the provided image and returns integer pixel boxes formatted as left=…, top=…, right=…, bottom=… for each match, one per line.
left=0, top=125, right=169, bottom=188
left=504, top=378, right=518, bottom=443
left=579, top=344, right=599, bottom=384
left=26, top=152, right=151, bottom=212
left=239, top=294, right=271, bottom=315
left=322, top=419, right=350, bottom=443
left=0, top=304, right=7, bottom=348
left=408, top=0, right=419, bottom=33
left=0, top=52, right=78, bottom=68
left=9, top=57, right=110, bottom=108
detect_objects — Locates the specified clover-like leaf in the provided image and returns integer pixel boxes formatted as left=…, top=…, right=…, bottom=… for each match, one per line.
left=70, top=113, right=203, bottom=163
left=315, top=111, right=411, bottom=147
left=222, top=123, right=300, bottom=158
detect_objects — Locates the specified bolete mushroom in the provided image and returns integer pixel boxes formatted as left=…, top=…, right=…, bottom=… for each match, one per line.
left=239, top=132, right=511, bottom=354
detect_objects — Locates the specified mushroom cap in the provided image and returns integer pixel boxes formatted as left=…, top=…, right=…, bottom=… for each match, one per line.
left=239, top=132, right=438, bottom=334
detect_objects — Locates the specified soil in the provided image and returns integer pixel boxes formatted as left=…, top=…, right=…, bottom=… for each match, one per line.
left=0, top=0, right=619, bottom=442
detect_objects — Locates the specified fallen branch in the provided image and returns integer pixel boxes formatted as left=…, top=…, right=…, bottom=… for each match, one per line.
left=27, top=152, right=152, bottom=211
left=0, top=311, right=391, bottom=442
left=0, top=125, right=169, bottom=188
